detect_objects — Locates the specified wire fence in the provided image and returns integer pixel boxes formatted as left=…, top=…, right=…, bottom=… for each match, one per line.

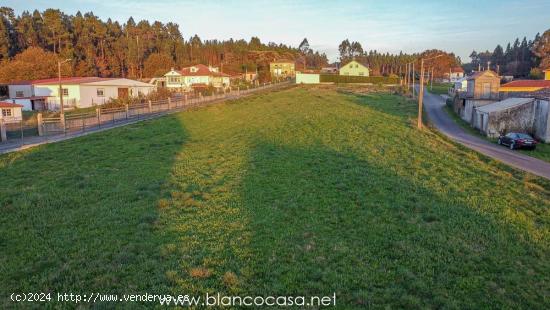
left=0, top=80, right=290, bottom=146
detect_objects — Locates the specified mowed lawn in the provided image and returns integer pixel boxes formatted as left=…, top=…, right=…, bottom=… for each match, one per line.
left=1, top=86, right=549, bottom=308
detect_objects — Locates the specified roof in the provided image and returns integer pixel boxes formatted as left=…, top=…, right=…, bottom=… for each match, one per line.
left=476, top=97, right=534, bottom=114
left=500, top=80, right=550, bottom=88
left=0, top=101, right=24, bottom=108
left=83, top=78, right=154, bottom=87
left=466, top=70, right=498, bottom=80
left=451, top=67, right=464, bottom=73
left=32, top=77, right=117, bottom=85
left=177, top=64, right=230, bottom=77
left=342, top=60, right=369, bottom=68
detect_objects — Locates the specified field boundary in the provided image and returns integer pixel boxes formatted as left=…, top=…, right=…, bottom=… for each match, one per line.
left=0, top=81, right=292, bottom=154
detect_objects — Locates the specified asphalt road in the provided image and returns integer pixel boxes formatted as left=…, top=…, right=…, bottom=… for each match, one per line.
left=420, top=87, right=550, bottom=180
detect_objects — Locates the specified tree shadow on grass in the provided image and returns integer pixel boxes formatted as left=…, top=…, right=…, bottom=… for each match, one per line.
left=238, top=142, right=548, bottom=309
left=0, top=115, right=188, bottom=308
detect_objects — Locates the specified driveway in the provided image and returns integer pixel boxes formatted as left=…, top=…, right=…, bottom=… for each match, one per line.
left=420, top=87, right=550, bottom=180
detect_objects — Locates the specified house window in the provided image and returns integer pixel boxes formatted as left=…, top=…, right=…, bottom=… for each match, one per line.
left=358, top=72, right=364, bottom=76
left=168, top=77, right=180, bottom=83
left=2, top=108, right=12, bottom=117
left=97, top=88, right=105, bottom=97
left=62, top=88, right=69, bottom=96
left=15, top=91, right=24, bottom=97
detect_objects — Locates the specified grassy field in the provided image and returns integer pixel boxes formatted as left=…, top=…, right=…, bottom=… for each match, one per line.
left=427, top=83, right=452, bottom=95
left=443, top=105, right=550, bottom=162
left=1, top=86, right=549, bottom=308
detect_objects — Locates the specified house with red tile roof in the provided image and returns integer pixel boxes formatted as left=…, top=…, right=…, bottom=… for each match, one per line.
left=444, top=67, right=465, bottom=82
left=7, top=77, right=154, bottom=111
left=159, top=64, right=230, bottom=90
left=0, top=101, right=23, bottom=123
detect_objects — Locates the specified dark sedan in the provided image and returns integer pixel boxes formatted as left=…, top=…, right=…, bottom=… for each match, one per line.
left=498, top=132, right=538, bottom=150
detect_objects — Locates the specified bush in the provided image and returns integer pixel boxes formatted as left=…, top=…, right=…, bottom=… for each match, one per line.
left=320, top=74, right=399, bottom=84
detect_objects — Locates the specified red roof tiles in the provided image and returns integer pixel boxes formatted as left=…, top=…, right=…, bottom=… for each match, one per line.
left=501, top=80, right=550, bottom=88
left=0, top=101, right=24, bottom=108
left=177, top=64, right=230, bottom=77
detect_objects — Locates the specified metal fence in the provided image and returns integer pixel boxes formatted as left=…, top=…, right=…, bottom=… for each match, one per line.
left=0, top=80, right=290, bottom=145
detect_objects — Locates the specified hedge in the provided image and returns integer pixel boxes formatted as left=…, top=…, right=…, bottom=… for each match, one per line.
left=319, top=74, right=399, bottom=84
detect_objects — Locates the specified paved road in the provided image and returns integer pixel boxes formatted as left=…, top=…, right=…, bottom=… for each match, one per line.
left=420, top=87, right=550, bottom=180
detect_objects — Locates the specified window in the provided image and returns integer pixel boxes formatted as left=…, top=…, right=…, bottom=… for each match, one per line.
left=168, top=77, right=180, bottom=83
left=2, top=108, right=12, bottom=117
left=97, top=88, right=105, bottom=97
left=358, top=72, right=364, bottom=76
left=62, top=88, right=69, bottom=96
left=15, top=91, right=24, bottom=97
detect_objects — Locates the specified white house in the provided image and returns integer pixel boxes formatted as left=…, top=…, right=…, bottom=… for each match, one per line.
left=444, top=67, right=465, bottom=82
left=160, top=64, right=230, bottom=90
left=7, top=77, right=155, bottom=110
left=0, top=101, right=23, bottom=123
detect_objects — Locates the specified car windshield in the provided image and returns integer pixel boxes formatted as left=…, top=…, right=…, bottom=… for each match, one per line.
left=516, top=133, right=533, bottom=139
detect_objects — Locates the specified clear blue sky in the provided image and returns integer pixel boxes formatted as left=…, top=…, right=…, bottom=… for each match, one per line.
left=5, top=0, right=549, bottom=62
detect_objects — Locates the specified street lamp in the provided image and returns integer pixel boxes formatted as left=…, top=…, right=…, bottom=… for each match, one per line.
left=58, top=58, right=71, bottom=114
left=417, top=54, right=443, bottom=129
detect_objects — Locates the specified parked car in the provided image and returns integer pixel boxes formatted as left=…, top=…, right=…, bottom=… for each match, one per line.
left=498, top=132, right=538, bottom=150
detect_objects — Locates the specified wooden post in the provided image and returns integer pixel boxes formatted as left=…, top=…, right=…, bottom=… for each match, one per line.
left=0, top=120, right=6, bottom=142
left=148, top=100, right=152, bottom=114
left=168, top=97, right=171, bottom=110
left=81, top=115, right=85, bottom=132
left=184, top=94, right=188, bottom=106
left=37, top=113, right=43, bottom=136
left=61, top=113, right=66, bottom=135
left=125, top=104, right=129, bottom=119
left=96, top=108, right=101, bottom=128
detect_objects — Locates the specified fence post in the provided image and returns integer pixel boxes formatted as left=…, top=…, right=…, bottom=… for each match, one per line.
left=37, top=113, right=43, bottom=136
left=148, top=100, right=152, bottom=114
left=96, top=108, right=101, bottom=128
left=0, top=120, right=6, bottom=142
left=61, top=113, right=66, bottom=135
left=168, top=97, right=172, bottom=110
left=125, top=104, right=129, bottom=119
left=82, top=115, right=85, bottom=132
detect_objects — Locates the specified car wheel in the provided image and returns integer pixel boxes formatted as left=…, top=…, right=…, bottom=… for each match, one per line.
left=509, top=143, right=515, bottom=150
left=498, top=138, right=502, bottom=145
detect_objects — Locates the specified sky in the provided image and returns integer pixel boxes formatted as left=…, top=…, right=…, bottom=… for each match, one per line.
left=5, top=0, right=550, bottom=62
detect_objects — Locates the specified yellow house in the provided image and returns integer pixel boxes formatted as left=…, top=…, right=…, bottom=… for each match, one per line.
left=270, top=60, right=295, bottom=78
left=339, top=60, right=370, bottom=76
left=545, top=69, right=550, bottom=81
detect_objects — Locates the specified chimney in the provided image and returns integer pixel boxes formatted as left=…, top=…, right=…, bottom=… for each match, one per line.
left=171, top=67, right=174, bottom=71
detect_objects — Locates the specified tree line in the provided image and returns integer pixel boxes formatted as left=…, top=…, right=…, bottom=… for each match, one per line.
left=338, top=39, right=460, bottom=78
left=0, top=7, right=328, bottom=83
left=465, top=29, right=549, bottom=78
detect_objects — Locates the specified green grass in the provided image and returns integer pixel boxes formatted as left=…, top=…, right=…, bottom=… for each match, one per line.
left=427, top=83, right=452, bottom=95
left=1, top=86, right=549, bottom=308
left=443, top=105, right=550, bottom=163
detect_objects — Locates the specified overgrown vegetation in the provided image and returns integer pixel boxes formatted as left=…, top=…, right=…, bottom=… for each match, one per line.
left=1, top=86, right=548, bottom=308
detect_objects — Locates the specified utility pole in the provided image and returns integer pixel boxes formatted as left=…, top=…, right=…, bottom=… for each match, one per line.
left=417, top=54, right=443, bottom=129
left=418, top=58, right=425, bottom=129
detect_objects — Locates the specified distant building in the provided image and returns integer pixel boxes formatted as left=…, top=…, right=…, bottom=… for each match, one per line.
left=444, top=67, right=464, bottom=82
left=7, top=77, right=154, bottom=111
left=339, top=60, right=369, bottom=76
left=242, top=70, right=258, bottom=82
left=321, top=67, right=338, bottom=74
left=454, top=70, right=500, bottom=123
left=159, top=64, right=230, bottom=90
left=270, top=60, right=295, bottom=78
left=0, top=101, right=23, bottom=123
left=545, top=69, right=550, bottom=81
